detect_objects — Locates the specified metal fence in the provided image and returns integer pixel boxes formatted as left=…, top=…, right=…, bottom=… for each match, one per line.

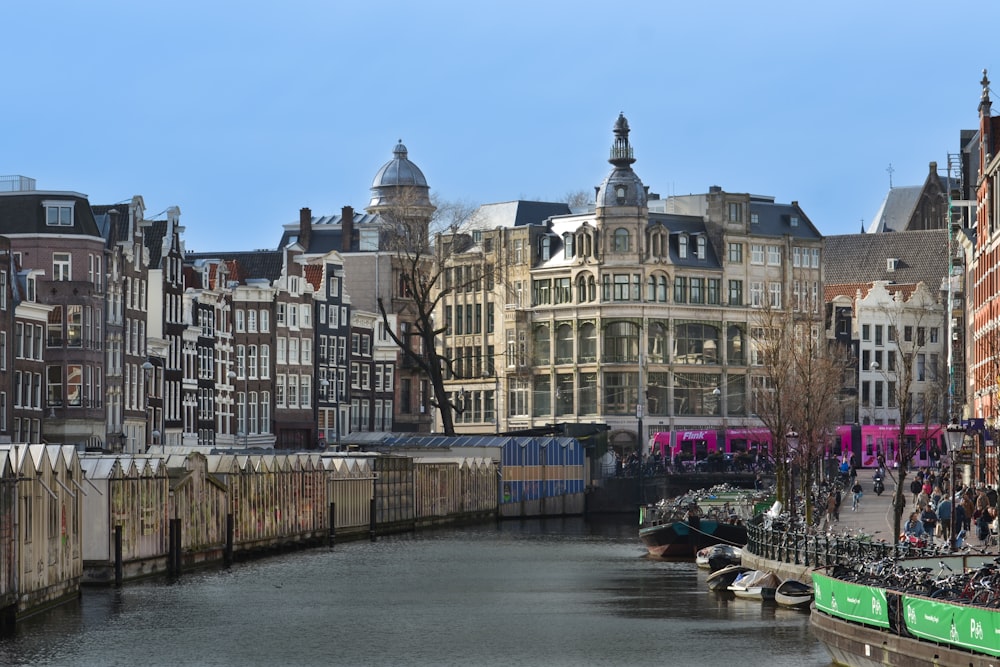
left=746, top=520, right=940, bottom=567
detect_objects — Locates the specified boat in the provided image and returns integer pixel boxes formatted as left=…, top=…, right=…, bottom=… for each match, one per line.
left=727, top=569, right=780, bottom=600
left=639, top=486, right=754, bottom=558
left=706, top=564, right=750, bottom=592
left=707, top=544, right=742, bottom=572
left=696, top=543, right=743, bottom=571
left=774, top=578, right=813, bottom=610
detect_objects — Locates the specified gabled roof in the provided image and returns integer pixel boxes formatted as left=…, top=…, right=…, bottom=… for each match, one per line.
left=470, top=200, right=572, bottom=228
left=186, top=250, right=283, bottom=284
left=823, top=229, right=949, bottom=291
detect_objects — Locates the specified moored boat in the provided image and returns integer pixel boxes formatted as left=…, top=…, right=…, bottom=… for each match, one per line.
left=727, top=569, right=779, bottom=601
left=695, top=546, right=713, bottom=569
left=706, top=544, right=742, bottom=572
left=706, top=564, right=750, bottom=592
left=774, top=578, right=813, bottom=610
left=639, top=486, right=755, bottom=558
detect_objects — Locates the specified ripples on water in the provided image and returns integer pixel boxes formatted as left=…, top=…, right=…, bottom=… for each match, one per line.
left=0, top=517, right=830, bottom=667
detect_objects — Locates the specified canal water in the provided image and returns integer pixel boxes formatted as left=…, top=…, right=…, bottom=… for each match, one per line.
left=0, top=518, right=831, bottom=667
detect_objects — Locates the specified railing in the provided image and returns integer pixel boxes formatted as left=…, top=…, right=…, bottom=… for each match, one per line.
left=745, top=519, right=940, bottom=567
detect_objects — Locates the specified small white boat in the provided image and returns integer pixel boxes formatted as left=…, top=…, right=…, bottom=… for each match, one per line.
left=727, top=570, right=780, bottom=601
left=774, top=578, right=814, bottom=609
left=695, top=546, right=712, bottom=569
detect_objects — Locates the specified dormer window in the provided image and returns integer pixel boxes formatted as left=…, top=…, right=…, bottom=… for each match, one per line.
left=615, top=185, right=627, bottom=203
left=43, top=200, right=74, bottom=226
left=563, top=233, right=574, bottom=259
left=790, top=216, right=799, bottom=227
left=696, top=236, right=706, bottom=259
left=887, top=258, right=898, bottom=272
left=678, top=234, right=688, bottom=259
left=539, top=236, right=551, bottom=261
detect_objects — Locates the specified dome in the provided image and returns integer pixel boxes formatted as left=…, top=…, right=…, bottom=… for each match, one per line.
left=369, top=140, right=432, bottom=210
left=595, top=113, right=647, bottom=209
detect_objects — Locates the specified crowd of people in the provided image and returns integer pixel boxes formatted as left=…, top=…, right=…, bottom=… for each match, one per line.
left=900, top=468, right=999, bottom=549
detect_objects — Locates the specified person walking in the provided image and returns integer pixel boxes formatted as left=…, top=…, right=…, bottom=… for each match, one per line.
left=936, top=495, right=952, bottom=544
left=851, top=479, right=863, bottom=511
left=920, top=503, right=938, bottom=545
left=833, top=485, right=842, bottom=522
left=824, top=491, right=837, bottom=529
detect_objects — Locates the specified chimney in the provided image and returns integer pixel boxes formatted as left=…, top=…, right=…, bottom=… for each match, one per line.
left=299, top=208, right=312, bottom=250
left=341, top=205, right=355, bottom=252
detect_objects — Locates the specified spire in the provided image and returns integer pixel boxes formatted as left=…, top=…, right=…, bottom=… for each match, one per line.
left=609, top=112, right=636, bottom=168
left=980, top=69, right=991, bottom=113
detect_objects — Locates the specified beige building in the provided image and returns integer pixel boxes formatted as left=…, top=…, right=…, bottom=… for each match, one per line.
left=436, top=115, right=825, bottom=455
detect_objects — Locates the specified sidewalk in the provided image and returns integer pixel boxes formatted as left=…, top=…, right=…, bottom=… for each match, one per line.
left=823, top=471, right=903, bottom=545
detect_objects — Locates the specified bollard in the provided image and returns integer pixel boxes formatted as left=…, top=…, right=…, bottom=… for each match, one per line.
left=369, top=497, right=377, bottom=542
left=224, top=513, right=234, bottom=567
left=329, top=501, right=336, bottom=548
left=114, top=525, right=123, bottom=587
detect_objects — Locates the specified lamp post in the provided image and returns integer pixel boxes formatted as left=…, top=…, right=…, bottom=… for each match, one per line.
left=786, top=429, right=799, bottom=523
left=945, top=420, right=966, bottom=549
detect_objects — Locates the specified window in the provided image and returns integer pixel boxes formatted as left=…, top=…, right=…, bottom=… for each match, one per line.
left=727, top=243, right=743, bottom=263
left=728, top=280, right=743, bottom=306
left=603, top=320, right=639, bottom=363
left=689, top=278, right=704, bottom=304
left=67, top=306, right=82, bottom=347
left=533, top=326, right=550, bottom=365
left=578, top=323, right=596, bottom=363
left=53, top=253, right=71, bottom=281
left=613, top=274, right=630, bottom=301
left=539, top=236, right=551, bottom=260
left=276, top=303, right=286, bottom=325
left=563, top=234, right=574, bottom=259
left=707, top=278, right=721, bottom=305
left=811, top=248, right=820, bottom=268
left=750, top=244, right=764, bottom=265
left=44, top=201, right=74, bottom=226
left=613, top=228, right=630, bottom=252
left=247, top=309, right=257, bottom=332
left=260, top=310, right=269, bottom=332
left=728, top=202, right=742, bottom=222
left=930, top=327, right=939, bottom=344
left=603, top=372, right=638, bottom=414
left=768, top=282, right=782, bottom=308
left=674, top=322, right=720, bottom=365
left=862, top=324, right=871, bottom=341
left=235, top=309, right=245, bottom=332
left=696, top=236, right=706, bottom=259
left=767, top=245, right=781, bottom=265
left=749, top=282, right=764, bottom=308
left=792, top=247, right=801, bottom=267
left=750, top=213, right=759, bottom=224
left=555, top=324, right=573, bottom=364
left=553, top=278, right=571, bottom=304
left=673, top=276, right=687, bottom=303
left=875, top=325, right=883, bottom=346
left=678, top=234, right=688, bottom=258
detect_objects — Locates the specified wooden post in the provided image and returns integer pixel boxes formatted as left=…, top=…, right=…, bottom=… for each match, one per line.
left=369, top=497, right=377, bottom=542
left=114, top=525, right=123, bottom=587
left=224, top=513, right=234, bottom=566
left=329, top=502, right=336, bottom=548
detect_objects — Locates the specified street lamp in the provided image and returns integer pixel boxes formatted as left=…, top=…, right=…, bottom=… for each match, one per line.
left=945, top=420, right=966, bottom=549
left=786, top=428, right=800, bottom=524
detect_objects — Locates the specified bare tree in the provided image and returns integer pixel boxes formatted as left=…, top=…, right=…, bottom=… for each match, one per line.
left=562, top=189, right=592, bottom=209
left=375, top=188, right=491, bottom=436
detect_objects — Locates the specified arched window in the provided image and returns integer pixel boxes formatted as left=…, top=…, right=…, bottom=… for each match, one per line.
left=533, top=325, right=550, bottom=365
left=563, top=234, right=574, bottom=259
left=578, top=323, right=597, bottom=363
left=657, top=275, right=668, bottom=302
left=679, top=234, right=689, bottom=259
left=646, top=276, right=656, bottom=302
left=577, top=274, right=588, bottom=302
left=696, top=235, right=706, bottom=259
left=603, top=321, right=639, bottom=363
left=539, top=236, right=551, bottom=261
left=587, top=275, right=596, bottom=302
left=555, top=324, right=573, bottom=364
left=613, top=228, right=630, bottom=252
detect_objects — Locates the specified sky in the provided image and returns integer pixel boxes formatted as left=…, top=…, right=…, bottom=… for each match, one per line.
left=3, top=1, right=997, bottom=254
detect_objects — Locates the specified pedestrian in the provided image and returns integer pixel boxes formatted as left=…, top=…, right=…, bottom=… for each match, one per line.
left=851, top=479, right=863, bottom=511
left=825, top=491, right=837, bottom=529
left=903, top=511, right=927, bottom=543
left=910, top=477, right=922, bottom=509
left=834, top=486, right=842, bottom=522
left=936, top=495, right=952, bottom=543
left=954, top=500, right=967, bottom=539
left=962, top=492, right=975, bottom=532
left=920, top=504, right=937, bottom=544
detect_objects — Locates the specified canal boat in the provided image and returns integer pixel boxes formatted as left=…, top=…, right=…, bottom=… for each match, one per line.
left=639, top=487, right=752, bottom=558
left=774, top=578, right=813, bottom=610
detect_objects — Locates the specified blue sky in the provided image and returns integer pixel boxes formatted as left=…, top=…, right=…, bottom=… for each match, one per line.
left=3, top=1, right=996, bottom=253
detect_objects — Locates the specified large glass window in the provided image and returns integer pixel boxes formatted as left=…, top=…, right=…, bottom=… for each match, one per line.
left=673, top=276, right=687, bottom=303
left=67, top=306, right=83, bottom=347
left=603, top=321, right=639, bottom=363
left=47, top=306, right=63, bottom=346
left=647, top=321, right=668, bottom=363
left=727, top=325, right=746, bottom=366
left=555, top=374, right=573, bottom=415
left=533, top=375, right=551, bottom=417
left=647, top=372, right=669, bottom=416
left=533, top=325, right=550, bottom=365
left=603, top=372, right=638, bottom=414
left=578, top=323, right=597, bottom=363
left=673, top=322, right=720, bottom=365
left=578, top=372, right=597, bottom=414
left=674, top=373, right=721, bottom=416
left=728, top=280, right=743, bottom=306
left=555, top=324, right=573, bottom=364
